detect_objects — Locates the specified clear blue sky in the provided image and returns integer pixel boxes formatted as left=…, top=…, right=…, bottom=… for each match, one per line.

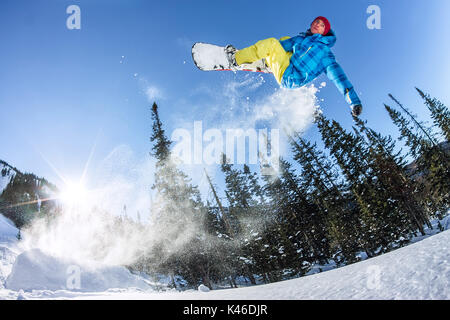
left=1, top=0, right=449, bottom=193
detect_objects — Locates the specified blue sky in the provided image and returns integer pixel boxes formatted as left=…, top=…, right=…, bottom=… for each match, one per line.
left=1, top=0, right=450, bottom=199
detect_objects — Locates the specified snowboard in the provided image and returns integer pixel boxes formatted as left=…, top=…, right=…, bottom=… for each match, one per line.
left=192, top=42, right=272, bottom=74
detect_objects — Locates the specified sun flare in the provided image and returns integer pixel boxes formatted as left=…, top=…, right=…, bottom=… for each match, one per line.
left=59, top=182, right=88, bottom=206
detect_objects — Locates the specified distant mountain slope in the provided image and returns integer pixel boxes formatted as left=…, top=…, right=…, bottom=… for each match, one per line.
left=0, top=159, right=58, bottom=228
left=0, top=160, right=19, bottom=196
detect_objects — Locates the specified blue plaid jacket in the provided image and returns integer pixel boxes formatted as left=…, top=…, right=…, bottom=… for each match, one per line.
left=280, top=30, right=361, bottom=107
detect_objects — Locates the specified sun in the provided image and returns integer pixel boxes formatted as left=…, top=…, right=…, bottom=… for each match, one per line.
left=59, top=182, right=88, bottom=206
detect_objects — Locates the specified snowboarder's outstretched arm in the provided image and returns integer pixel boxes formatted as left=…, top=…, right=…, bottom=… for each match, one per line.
left=324, top=55, right=361, bottom=108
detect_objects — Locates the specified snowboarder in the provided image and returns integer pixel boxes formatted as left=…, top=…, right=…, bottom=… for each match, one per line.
left=225, top=16, right=363, bottom=117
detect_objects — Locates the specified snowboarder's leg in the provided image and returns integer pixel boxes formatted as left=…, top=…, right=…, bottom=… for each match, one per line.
left=235, top=38, right=292, bottom=84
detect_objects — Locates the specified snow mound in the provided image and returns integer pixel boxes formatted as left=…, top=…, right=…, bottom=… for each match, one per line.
left=0, top=214, right=20, bottom=289
left=5, top=249, right=152, bottom=292
left=198, top=284, right=210, bottom=292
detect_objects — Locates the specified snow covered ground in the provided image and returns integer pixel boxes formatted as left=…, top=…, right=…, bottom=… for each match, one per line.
left=0, top=213, right=449, bottom=300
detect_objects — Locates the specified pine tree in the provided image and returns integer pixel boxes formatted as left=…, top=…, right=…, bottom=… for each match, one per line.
left=386, top=94, right=449, bottom=218
left=384, top=105, right=428, bottom=159
left=352, top=117, right=425, bottom=241
left=262, top=157, right=327, bottom=275
left=148, top=102, right=208, bottom=288
left=289, top=132, right=360, bottom=265
left=414, top=88, right=450, bottom=216
left=416, top=88, right=450, bottom=141
left=388, top=93, right=438, bottom=147
left=315, top=115, right=405, bottom=257
left=203, top=171, right=240, bottom=287
left=220, top=155, right=270, bottom=284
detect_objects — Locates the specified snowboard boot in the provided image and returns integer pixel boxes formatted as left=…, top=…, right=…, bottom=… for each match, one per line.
left=351, top=104, right=363, bottom=117
left=225, top=45, right=239, bottom=70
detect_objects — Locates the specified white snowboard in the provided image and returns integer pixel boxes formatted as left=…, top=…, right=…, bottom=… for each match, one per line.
left=192, top=42, right=272, bottom=73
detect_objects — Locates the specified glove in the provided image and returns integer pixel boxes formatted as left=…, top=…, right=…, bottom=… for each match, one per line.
left=351, top=104, right=363, bottom=117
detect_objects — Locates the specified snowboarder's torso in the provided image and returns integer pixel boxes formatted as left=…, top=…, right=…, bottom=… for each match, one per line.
left=280, top=30, right=337, bottom=89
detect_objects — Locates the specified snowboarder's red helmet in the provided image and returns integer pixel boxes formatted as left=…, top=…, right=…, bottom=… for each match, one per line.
left=312, top=16, right=331, bottom=35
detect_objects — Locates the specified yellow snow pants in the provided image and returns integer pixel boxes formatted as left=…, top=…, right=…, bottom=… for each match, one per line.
left=235, top=37, right=293, bottom=84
